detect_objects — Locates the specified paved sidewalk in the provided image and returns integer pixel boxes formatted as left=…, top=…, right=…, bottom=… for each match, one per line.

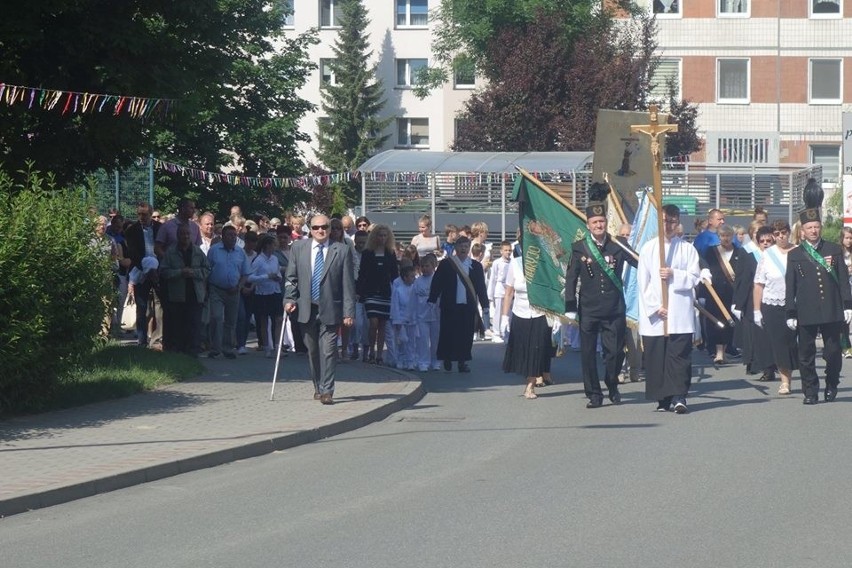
left=0, top=350, right=424, bottom=517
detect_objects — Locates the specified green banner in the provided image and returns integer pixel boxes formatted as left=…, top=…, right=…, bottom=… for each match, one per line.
left=512, top=174, right=587, bottom=316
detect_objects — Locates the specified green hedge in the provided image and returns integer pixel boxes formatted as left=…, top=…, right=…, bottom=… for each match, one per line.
left=0, top=168, right=112, bottom=414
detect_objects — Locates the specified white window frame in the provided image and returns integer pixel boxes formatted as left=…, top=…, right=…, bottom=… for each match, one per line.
left=810, top=0, right=842, bottom=19
left=396, top=0, right=429, bottom=28
left=649, top=58, right=682, bottom=102
left=810, top=144, right=840, bottom=184
left=397, top=118, right=430, bottom=148
left=717, top=0, right=749, bottom=18
left=453, top=56, right=476, bottom=89
left=320, top=0, right=341, bottom=28
left=809, top=59, right=843, bottom=105
left=716, top=58, right=750, bottom=104
left=651, top=0, right=682, bottom=18
left=282, top=0, right=294, bottom=27
left=396, top=58, right=428, bottom=88
left=320, top=58, right=337, bottom=86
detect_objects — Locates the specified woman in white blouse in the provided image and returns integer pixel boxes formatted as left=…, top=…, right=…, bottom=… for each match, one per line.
left=753, top=221, right=798, bottom=395
left=500, top=253, right=555, bottom=399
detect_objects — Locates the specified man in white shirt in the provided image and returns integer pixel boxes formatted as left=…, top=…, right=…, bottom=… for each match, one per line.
left=637, top=204, right=702, bottom=414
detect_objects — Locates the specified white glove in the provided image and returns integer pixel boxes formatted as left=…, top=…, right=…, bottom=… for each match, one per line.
left=565, top=311, right=578, bottom=322
left=697, top=298, right=706, bottom=307
left=753, top=310, right=763, bottom=328
left=731, top=306, right=742, bottom=320
left=700, top=268, right=712, bottom=282
left=786, top=318, right=797, bottom=331
left=500, top=317, right=510, bottom=335
left=845, top=310, right=852, bottom=325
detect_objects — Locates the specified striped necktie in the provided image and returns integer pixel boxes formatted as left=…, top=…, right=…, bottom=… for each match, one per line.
left=311, top=244, right=324, bottom=302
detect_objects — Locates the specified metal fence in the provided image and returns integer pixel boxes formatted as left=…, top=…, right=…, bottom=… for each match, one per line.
left=362, top=163, right=823, bottom=226
left=85, top=158, right=154, bottom=216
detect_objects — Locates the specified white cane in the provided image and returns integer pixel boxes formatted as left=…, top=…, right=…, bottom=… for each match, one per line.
left=269, top=311, right=289, bottom=401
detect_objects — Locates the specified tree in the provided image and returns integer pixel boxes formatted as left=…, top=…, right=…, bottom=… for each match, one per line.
left=655, top=82, right=703, bottom=161
left=453, top=7, right=658, bottom=151
left=315, top=0, right=392, bottom=202
left=0, top=1, right=317, bottom=215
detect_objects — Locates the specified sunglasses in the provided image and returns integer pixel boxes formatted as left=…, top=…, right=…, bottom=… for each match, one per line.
left=311, top=224, right=329, bottom=231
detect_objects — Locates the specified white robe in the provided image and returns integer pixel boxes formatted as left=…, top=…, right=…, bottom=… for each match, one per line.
left=638, top=236, right=701, bottom=336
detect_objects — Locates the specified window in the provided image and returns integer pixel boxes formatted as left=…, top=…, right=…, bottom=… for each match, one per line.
left=811, top=0, right=841, bottom=17
left=810, top=59, right=842, bottom=104
left=453, top=55, right=476, bottom=88
left=320, top=59, right=336, bottom=86
left=396, top=59, right=427, bottom=87
left=397, top=0, right=428, bottom=27
left=282, top=0, right=294, bottom=26
left=719, top=0, right=748, bottom=16
left=652, top=0, right=680, bottom=16
left=397, top=118, right=429, bottom=147
left=811, top=145, right=840, bottom=184
left=320, top=0, right=340, bottom=27
left=649, top=58, right=681, bottom=102
left=717, top=58, right=749, bottom=104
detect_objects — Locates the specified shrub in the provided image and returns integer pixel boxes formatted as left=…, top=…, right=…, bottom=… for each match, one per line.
left=0, top=166, right=113, bottom=414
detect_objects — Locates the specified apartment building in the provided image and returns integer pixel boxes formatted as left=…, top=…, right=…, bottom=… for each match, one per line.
left=638, top=0, right=852, bottom=186
left=282, top=0, right=476, bottom=167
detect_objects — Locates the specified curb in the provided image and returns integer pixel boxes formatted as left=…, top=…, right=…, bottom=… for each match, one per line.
left=0, top=371, right=425, bottom=518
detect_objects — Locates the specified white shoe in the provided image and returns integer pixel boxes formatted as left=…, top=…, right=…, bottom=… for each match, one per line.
left=432, top=364, right=442, bottom=371
left=491, top=335, right=504, bottom=343
left=418, top=366, right=429, bottom=372
left=237, top=346, right=248, bottom=355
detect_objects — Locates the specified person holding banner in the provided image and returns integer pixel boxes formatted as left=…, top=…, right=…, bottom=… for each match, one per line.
left=699, top=224, right=737, bottom=367
left=564, top=193, right=637, bottom=408
left=428, top=236, right=489, bottom=373
left=637, top=204, right=702, bottom=414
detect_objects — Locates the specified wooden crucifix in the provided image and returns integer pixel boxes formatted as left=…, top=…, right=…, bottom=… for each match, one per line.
left=630, top=104, right=678, bottom=335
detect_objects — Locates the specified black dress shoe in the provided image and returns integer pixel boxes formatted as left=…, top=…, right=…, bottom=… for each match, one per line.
left=825, top=387, right=838, bottom=402
left=609, top=390, right=621, bottom=404
left=458, top=362, right=470, bottom=373
left=803, top=396, right=818, bottom=405
left=443, top=360, right=452, bottom=372
left=586, top=397, right=603, bottom=409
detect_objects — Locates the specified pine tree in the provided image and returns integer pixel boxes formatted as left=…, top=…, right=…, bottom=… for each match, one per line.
left=316, top=0, right=392, bottom=182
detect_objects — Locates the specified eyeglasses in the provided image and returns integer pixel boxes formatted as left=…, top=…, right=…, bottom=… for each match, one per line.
left=357, top=223, right=368, bottom=228
left=758, top=239, right=774, bottom=244
left=773, top=231, right=788, bottom=236
left=311, top=224, right=329, bottom=231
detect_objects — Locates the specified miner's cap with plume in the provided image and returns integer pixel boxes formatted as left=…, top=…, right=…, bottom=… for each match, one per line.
left=799, top=177, right=823, bottom=225
left=586, top=181, right=609, bottom=220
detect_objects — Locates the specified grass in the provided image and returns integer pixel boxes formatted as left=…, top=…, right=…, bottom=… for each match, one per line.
left=41, top=342, right=205, bottom=414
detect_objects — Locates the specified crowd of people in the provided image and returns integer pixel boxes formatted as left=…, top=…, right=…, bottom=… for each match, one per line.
left=93, top=182, right=852, bottom=411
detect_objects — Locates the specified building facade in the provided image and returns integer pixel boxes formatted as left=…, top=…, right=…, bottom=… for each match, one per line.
left=283, top=0, right=477, bottom=167
left=638, top=0, right=852, bottom=186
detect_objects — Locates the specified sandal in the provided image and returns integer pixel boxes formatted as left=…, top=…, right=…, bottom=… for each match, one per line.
left=523, top=385, right=538, bottom=399
left=778, top=384, right=791, bottom=395
left=535, top=377, right=545, bottom=387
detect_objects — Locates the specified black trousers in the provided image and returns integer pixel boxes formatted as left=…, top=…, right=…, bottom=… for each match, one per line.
left=165, top=301, right=202, bottom=355
left=798, top=321, right=843, bottom=398
left=579, top=314, right=625, bottom=399
left=643, top=333, right=693, bottom=402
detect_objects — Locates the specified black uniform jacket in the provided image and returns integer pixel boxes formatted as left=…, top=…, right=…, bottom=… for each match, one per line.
left=785, top=240, right=852, bottom=325
left=564, top=234, right=637, bottom=318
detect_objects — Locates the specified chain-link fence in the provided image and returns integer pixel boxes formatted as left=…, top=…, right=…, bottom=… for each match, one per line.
left=85, top=158, right=154, bottom=216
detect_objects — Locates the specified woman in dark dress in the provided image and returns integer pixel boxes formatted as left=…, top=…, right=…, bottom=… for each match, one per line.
left=356, top=224, right=398, bottom=365
left=700, top=224, right=736, bottom=366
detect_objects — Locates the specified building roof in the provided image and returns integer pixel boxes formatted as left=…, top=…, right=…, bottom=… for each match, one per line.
left=357, top=150, right=594, bottom=174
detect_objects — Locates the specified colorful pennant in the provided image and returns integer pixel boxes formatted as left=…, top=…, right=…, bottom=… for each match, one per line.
left=0, top=82, right=174, bottom=120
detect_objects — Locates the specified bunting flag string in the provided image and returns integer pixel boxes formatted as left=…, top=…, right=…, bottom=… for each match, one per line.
left=0, top=82, right=174, bottom=120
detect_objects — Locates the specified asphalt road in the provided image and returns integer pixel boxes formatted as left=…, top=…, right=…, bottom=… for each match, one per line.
left=3, top=342, right=852, bottom=568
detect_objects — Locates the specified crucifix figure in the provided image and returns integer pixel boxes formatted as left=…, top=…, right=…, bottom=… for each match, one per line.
left=631, top=104, right=678, bottom=334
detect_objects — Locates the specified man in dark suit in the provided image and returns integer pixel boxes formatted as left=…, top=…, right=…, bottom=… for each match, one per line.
left=428, top=236, right=489, bottom=373
left=786, top=207, right=852, bottom=405
left=284, top=214, right=355, bottom=405
left=564, top=200, right=637, bottom=408
left=125, top=202, right=162, bottom=347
